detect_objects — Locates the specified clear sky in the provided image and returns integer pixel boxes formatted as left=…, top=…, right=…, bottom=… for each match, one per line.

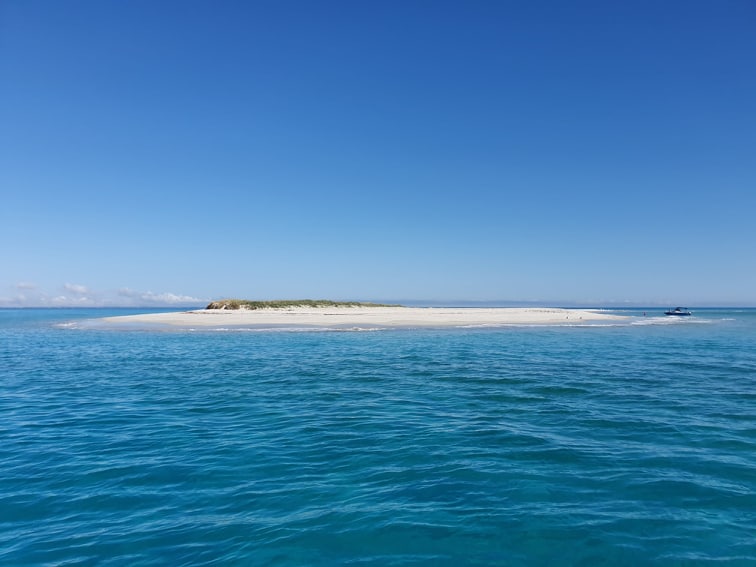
left=2, top=0, right=755, bottom=307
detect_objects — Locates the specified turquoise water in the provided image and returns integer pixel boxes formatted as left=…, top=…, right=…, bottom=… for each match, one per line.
left=2, top=309, right=755, bottom=565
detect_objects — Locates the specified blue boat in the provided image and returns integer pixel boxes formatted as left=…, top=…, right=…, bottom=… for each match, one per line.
left=665, top=307, right=692, bottom=316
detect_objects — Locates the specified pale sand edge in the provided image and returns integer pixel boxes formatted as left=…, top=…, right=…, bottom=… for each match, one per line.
left=99, top=307, right=627, bottom=328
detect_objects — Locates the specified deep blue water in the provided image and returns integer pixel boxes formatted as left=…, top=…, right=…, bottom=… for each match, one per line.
left=2, top=308, right=755, bottom=565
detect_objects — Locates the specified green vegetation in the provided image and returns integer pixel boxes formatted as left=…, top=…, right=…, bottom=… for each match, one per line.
left=205, top=299, right=401, bottom=310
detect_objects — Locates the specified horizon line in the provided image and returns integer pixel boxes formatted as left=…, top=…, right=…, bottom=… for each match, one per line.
left=2, top=303, right=755, bottom=309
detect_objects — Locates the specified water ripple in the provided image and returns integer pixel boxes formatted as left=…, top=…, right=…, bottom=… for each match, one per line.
left=2, top=311, right=756, bottom=564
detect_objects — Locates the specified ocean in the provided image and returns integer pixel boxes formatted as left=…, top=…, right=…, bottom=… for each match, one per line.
left=1, top=308, right=755, bottom=565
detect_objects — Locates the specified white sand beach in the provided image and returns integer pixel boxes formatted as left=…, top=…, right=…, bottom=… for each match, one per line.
left=100, top=306, right=625, bottom=329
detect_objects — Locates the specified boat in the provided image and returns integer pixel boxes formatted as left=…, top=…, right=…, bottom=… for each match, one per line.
left=665, top=307, right=692, bottom=316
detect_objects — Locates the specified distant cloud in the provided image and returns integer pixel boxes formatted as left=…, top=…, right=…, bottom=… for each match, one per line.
left=51, top=283, right=100, bottom=306
left=116, top=288, right=205, bottom=306
left=63, top=283, right=91, bottom=295
left=0, top=283, right=205, bottom=307
left=51, top=295, right=89, bottom=305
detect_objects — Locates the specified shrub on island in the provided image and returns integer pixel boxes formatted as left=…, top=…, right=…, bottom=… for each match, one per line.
left=205, top=299, right=399, bottom=310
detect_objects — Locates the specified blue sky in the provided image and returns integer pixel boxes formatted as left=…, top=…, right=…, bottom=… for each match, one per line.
left=2, top=0, right=755, bottom=307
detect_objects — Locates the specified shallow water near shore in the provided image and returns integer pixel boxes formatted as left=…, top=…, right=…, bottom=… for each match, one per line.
left=2, top=308, right=755, bottom=565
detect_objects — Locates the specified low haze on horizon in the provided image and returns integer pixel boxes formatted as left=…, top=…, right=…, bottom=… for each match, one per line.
left=2, top=1, right=755, bottom=307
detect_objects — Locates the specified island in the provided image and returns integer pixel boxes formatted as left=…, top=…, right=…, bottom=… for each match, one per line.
left=205, top=299, right=399, bottom=310
left=97, top=299, right=627, bottom=330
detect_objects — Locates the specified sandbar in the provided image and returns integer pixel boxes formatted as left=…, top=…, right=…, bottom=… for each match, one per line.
left=98, top=306, right=626, bottom=330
